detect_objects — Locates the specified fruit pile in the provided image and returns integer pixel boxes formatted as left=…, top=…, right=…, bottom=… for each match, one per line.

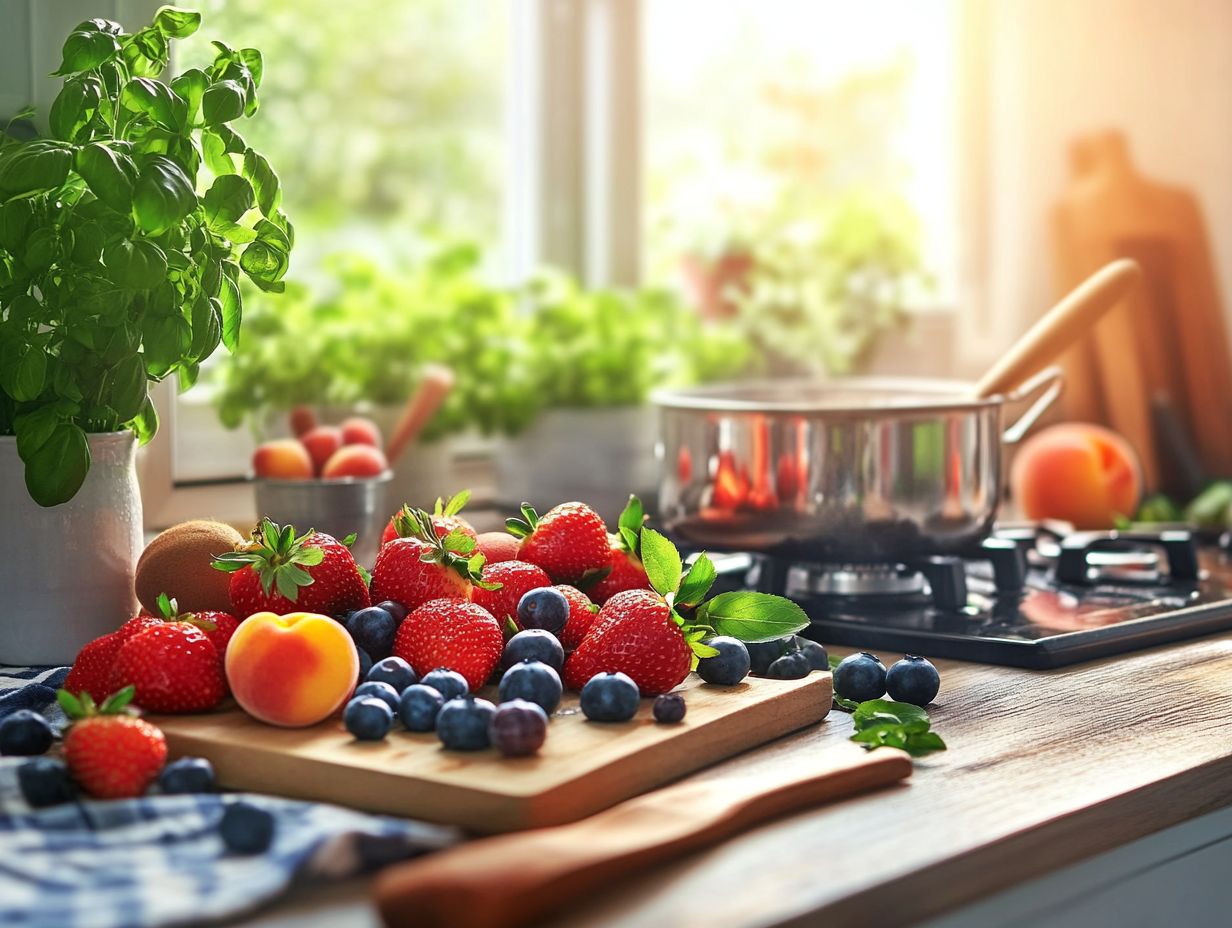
left=252, top=408, right=388, bottom=480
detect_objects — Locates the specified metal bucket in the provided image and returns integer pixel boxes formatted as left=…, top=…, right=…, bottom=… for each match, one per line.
left=253, top=471, right=392, bottom=568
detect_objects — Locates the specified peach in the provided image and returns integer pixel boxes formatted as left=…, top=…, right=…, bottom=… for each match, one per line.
left=289, top=405, right=317, bottom=437
left=225, top=611, right=358, bottom=727
left=1010, top=423, right=1142, bottom=529
left=253, top=439, right=313, bottom=479
left=300, top=426, right=343, bottom=475
left=475, top=531, right=520, bottom=564
left=322, top=444, right=388, bottom=479
left=340, top=416, right=382, bottom=447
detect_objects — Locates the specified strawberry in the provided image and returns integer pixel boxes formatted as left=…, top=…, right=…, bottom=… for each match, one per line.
left=63, top=632, right=122, bottom=702
left=59, top=687, right=167, bottom=799
left=213, top=519, right=370, bottom=617
left=393, top=598, right=503, bottom=691
left=110, top=623, right=226, bottom=714
left=587, top=495, right=651, bottom=604
left=381, top=490, right=477, bottom=547
left=506, top=501, right=610, bottom=585
left=150, top=592, right=239, bottom=668
left=370, top=507, right=493, bottom=613
left=557, top=584, right=600, bottom=651
left=563, top=589, right=693, bottom=695
left=471, top=560, right=552, bottom=629
left=115, top=613, right=166, bottom=645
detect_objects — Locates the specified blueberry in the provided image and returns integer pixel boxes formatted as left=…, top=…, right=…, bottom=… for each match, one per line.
left=353, top=680, right=400, bottom=714
left=696, top=637, right=751, bottom=686
left=746, top=637, right=791, bottom=676
left=833, top=652, right=888, bottom=702
left=356, top=646, right=373, bottom=682
left=765, top=651, right=811, bottom=680
left=793, top=636, right=829, bottom=671
left=886, top=655, right=941, bottom=707
left=652, top=693, right=686, bottom=724
left=346, top=606, right=398, bottom=660
left=398, top=684, right=446, bottom=732
left=375, top=600, right=408, bottom=623
left=420, top=668, right=469, bottom=702
left=0, top=709, right=53, bottom=756
left=158, top=757, right=216, bottom=794
left=436, top=696, right=497, bottom=751
left=367, top=656, right=417, bottom=693
left=501, top=629, right=565, bottom=672
left=517, top=587, right=569, bottom=635
left=488, top=699, right=549, bottom=757
left=498, top=660, right=562, bottom=714
left=580, top=672, right=640, bottom=722
left=344, top=696, right=394, bottom=741
left=17, top=758, right=75, bottom=807
left=220, top=800, right=276, bottom=854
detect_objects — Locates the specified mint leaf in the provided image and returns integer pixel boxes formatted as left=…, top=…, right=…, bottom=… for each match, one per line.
left=702, top=591, right=808, bottom=641
left=903, top=732, right=947, bottom=757
left=848, top=698, right=946, bottom=758
left=617, top=494, right=644, bottom=554
left=640, top=528, right=682, bottom=597
left=677, top=553, right=717, bottom=606
left=852, top=699, right=929, bottom=731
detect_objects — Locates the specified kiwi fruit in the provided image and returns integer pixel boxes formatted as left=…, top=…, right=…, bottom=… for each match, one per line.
left=136, top=520, right=245, bottom=614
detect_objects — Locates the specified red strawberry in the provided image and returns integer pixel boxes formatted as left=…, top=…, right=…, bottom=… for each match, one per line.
left=563, top=589, right=693, bottom=695
left=59, top=687, right=168, bottom=799
left=471, top=560, right=552, bottom=629
left=214, top=519, right=371, bottom=617
left=507, top=502, right=610, bottom=584
left=110, top=623, right=226, bottom=713
left=115, top=613, right=166, bottom=645
left=475, top=532, right=520, bottom=564
left=63, top=632, right=122, bottom=703
left=557, top=584, right=599, bottom=651
left=587, top=495, right=651, bottom=603
left=393, top=598, right=503, bottom=691
left=370, top=507, right=490, bottom=613
left=381, top=491, right=477, bottom=547
left=149, top=592, right=239, bottom=669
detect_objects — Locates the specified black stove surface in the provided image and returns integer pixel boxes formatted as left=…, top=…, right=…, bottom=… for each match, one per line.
left=703, top=526, right=1232, bottom=668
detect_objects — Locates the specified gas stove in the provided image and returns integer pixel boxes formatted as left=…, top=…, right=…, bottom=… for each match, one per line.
left=702, top=524, right=1232, bottom=668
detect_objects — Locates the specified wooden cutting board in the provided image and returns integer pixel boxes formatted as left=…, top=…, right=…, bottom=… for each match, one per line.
left=153, top=672, right=833, bottom=833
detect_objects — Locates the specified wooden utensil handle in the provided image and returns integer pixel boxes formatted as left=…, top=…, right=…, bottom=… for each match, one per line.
left=384, top=365, right=454, bottom=466
left=374, top=748, right=911, bottom=928
left=975, top=259, right=1142, bottom=399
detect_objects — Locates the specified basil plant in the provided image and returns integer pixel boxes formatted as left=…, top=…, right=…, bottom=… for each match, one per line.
left=0, top=7, right=292, bottom=506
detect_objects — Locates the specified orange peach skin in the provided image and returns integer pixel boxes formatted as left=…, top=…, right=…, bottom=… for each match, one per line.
left=1010, top=423, right=1142, bottom=529
left=322, top=444, right=388, bottom=478
left=253, top=439, right=313, bottom=479
left=225, top=612, right=358, bottom=727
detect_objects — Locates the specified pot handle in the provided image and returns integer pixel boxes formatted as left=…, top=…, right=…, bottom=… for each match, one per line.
left=1001, top=366, right=1064, bottom=445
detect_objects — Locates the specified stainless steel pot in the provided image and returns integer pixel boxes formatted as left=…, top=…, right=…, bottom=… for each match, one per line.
left=652, top=368, right=1063, bottom=562
left=254, top=471, right=392, bottom=567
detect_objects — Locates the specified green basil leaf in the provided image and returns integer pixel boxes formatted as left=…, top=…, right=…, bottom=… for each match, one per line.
left=242, top=148, right=280, bottom=216
left=131, top=155, right=195, bottom=235
left=639, top=528, right=682, bottom=597
left=178, top=361, right=200, bottom=392
left=204, top=174, right=254, bottom=230
left=55, top=29, right=120, bottom=75
left=22, top=227, right=59, bottom=272
left=125, top=26, right=169, bottom=77
left=71, top=220, right=106, bottom=264
left=851, top=699, right=930, bottom=731
left=154, top=7, right=202, bottom=39
left=202, top=80, right=246, bottom=126
left=73, top=18, right=123, bottom=36
left=22, top=420, right=90, bottom=507
left=127, top=394, right=159, bottom=445
left=239, top=48, right=264, bottom=88
left=49, top=76, right=102, bottom=141
left=0, top=344, right=47, bottom=402
left=170, top=68, right=209, bottom=123
left=108, top=353, right=148, bottom=420
left=219, top=268, right=242, bottom=352
left=677, top=553, right=717, bottom=606
left=75, top=142, right=138, bottom=213
left=103, top=239, right=167, bottom=289
left=200, top=128, right=235, bottom=175
left=701, top=591, right=809, bottom=642
left=13, top=405, right=65, bottom=460
left=902, top=731, right=947, bottom=757
left=0, top=199, right=35, bottom=253
left=239, top=239, right=289, bottom=290
left=0, top=141, right=73, bottom=198
left=121, top=78, right=187, bottom=131
left=188, top=294, right=222, bottom=361
left=143, top=312, right=191, bottom=376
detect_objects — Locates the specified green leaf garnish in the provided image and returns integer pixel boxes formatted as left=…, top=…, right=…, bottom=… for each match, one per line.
left=699, top=591, right=808, bottom=642
left=616, top=494, right=645, bottom=555
left=848, top=698, right=946, bottom=758
left=640, top=528, right=682, bottom=598
left=677, top=553, right=717, bottom=606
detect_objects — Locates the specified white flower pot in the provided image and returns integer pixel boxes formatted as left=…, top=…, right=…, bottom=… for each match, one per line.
left=0, top=432, right=143, bottom=665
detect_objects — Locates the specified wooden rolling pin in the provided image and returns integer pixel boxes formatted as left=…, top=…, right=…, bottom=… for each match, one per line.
left=374, top=747, right=911, bottom=928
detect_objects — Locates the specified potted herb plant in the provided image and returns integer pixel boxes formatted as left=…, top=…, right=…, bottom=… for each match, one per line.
left=0, top=8, right=291, bottom=663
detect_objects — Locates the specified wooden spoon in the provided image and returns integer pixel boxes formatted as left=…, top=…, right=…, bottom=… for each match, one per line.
left=384, top=365, right=455, bottom=465
left=975, top=258, right=1142, bottom=398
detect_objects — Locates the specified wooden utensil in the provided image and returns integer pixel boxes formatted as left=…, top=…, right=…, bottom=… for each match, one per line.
left=384, top=364, right=454, bottom=465
left=975, top=258, right=1142, bottom=399
left=373, top=746, right=912, bottom=928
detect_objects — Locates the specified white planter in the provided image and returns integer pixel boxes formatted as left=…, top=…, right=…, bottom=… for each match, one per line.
left=0, top=432, right=143, bottom=665
left=495, top=407, right=660, bottom=525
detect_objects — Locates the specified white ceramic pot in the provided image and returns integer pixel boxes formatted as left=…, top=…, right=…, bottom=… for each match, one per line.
left=0, top=432, right=143, bottom=665
left=495, top=407, right=660, bottom=525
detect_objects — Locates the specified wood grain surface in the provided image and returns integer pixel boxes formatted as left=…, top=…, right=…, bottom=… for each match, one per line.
left=154, top=672, right=833, bottom=833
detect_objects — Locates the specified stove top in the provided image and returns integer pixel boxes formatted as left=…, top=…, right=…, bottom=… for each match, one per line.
left=702, top=524, right=1232, bottom=668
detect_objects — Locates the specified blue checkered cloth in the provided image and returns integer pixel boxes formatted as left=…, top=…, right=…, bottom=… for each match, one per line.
left=0, top=666, right=461, bottom=928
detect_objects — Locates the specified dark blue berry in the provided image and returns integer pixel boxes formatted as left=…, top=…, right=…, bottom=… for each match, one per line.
left=652, top=693, right=686, bottom=724
left=747, top=637, right=790, bottom=676
left=580, top=672, right=639, bottom=722
left=0, top=709, right=53, bottom=756
left=765, top=651, right=811, bottom=680
left=346, top=606, right=398, bottom=660
left=353, top=680, right=400, bottom=714
left=696, top=637, right=751, bottom=685
left=158, top=757, right=216, bottom=794
left=488, top=699, right=548, bottom=756
left=886, top=655, right=940, bottom=707
left=220, top=800, right=276, bottom=854
left=344, top=696, right=394, bottom=741
left=498, top=660, right=562, bottom=713
left=833, top=652, right=888, bottom=702
left=420, top=668, right=469, bottom=702
left=517, top=587, right=569, bottom=635
left=17, top=758, right=74, bottom=807
left=436, top=696, right=496, bottom=751
left=366, top=656, right=417, bottom=693
left=501, top=629, right=565, bottom=672
left=375, top=600, right=408, bottom=623
left=398, top=684, right=446, bottom=732
left=356, top=646, right=373, bottom=682
left=793, top=636, right=829, bottom=671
